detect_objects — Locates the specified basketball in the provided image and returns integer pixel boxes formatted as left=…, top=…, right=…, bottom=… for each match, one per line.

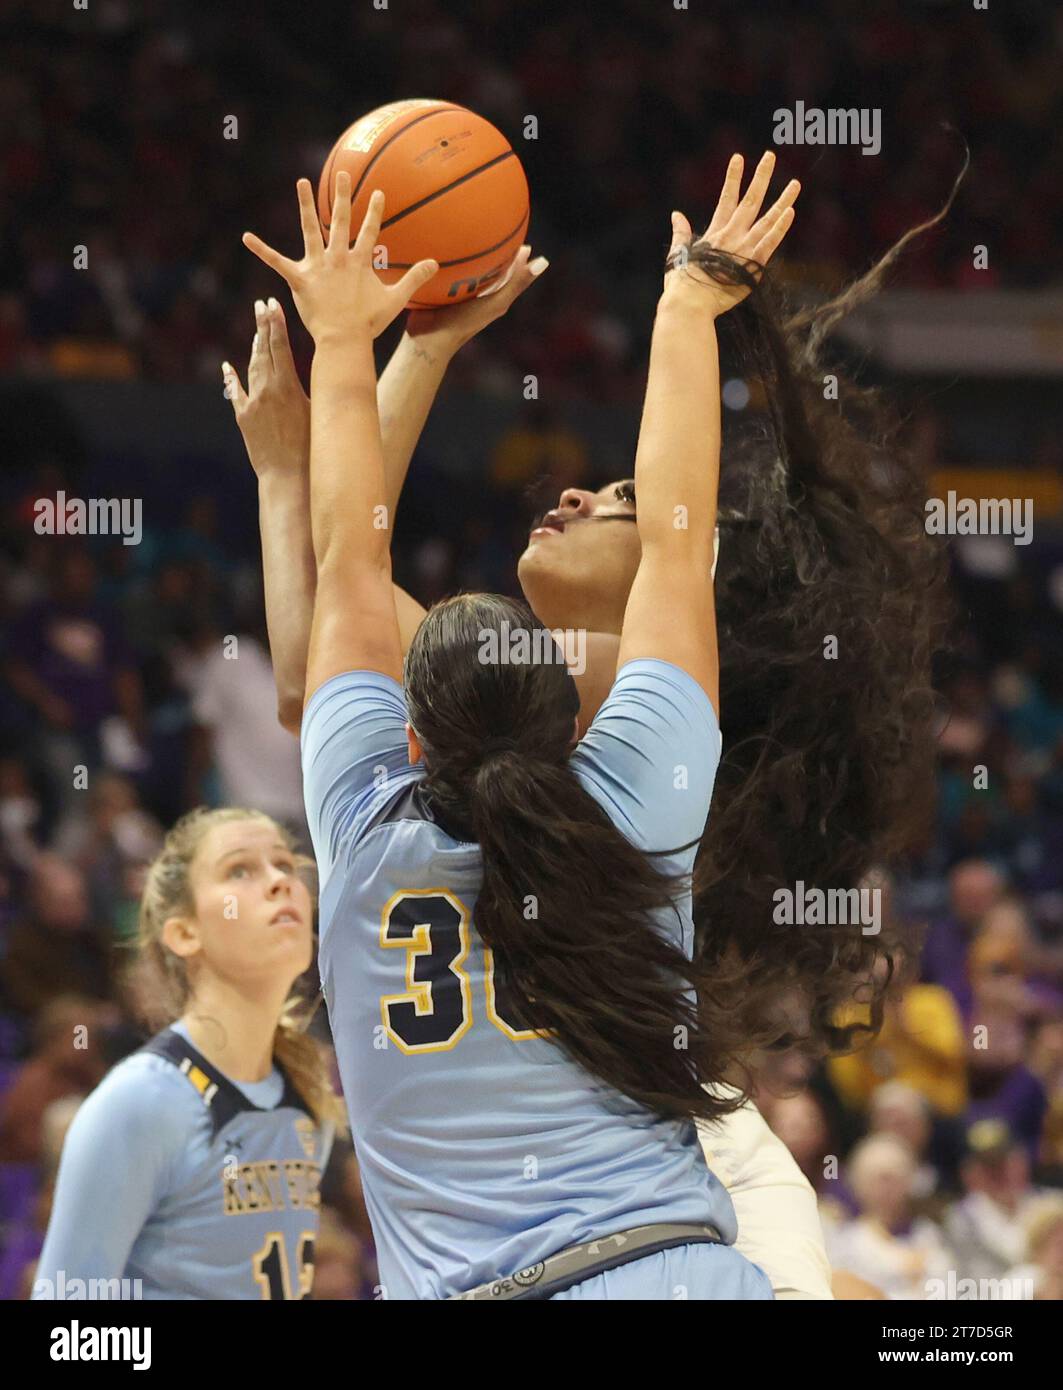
left=317, top=99, right=530, bottom=308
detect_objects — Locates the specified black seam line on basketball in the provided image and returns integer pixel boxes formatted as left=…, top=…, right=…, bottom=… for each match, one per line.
left=333, top=106, right=469, bottom=215
left=387, top=207, right=529, bottom=270
left=380, top=151, right=518, bottom=230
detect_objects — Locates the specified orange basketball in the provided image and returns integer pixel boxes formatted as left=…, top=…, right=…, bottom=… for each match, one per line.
left=317, top=100, right=530, bottom=309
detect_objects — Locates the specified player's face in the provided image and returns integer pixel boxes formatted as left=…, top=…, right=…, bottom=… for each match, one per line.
left=184, top=819, right=314, bottom=987
left=517, top=480, right=640, bottom=633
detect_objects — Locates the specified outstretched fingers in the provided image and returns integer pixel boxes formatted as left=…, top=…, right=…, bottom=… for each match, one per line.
left=242, top=230, right=298, bottom=284
left=249, top=300, right=270, bottom=381
left=352, top=188, right=386, bottom=263
left=705, top=153, right=745, bottom=239
left=326, top=171, right=352, bottom=254
left=395, top=257, right=439, bottom=304
left=221, top=360, right=246, bottom=410
left=668, top=209, right=694, bottom=264
left=750, top=205, right=796, bottom=267
left=747, top=178, right=801, bottom=248
left=265, top=297, right=297, bottom=371
left=296, top=178, right=325, bottom=259
left=728, top=150, right=777, bottom=236
left=476, top=243, right=531, bottom=298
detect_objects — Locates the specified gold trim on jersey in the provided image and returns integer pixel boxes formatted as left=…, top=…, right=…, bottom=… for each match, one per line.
left=251, top=1229, right=317, bottom=1300
left=483, top=946, right=554, bottom=1042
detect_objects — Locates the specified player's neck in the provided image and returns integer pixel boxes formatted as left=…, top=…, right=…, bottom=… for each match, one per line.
left=571, top=631, right=622, bottom=734
left=179, top=982, right=287, bottom=1084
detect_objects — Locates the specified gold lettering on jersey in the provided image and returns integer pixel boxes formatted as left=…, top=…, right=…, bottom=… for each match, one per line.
left=222, top=1159, right=323, bottom=1216
left=282, top=1159, right=323, bottom=1211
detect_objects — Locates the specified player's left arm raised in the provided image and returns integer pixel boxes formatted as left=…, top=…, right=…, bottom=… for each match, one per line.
left=243, top=173, right=438, bottom=699
left=617, top=153, right=800, bottom=715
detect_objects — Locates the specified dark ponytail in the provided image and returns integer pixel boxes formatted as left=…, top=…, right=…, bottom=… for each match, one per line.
left=404, top=593, right=751, bottom=1121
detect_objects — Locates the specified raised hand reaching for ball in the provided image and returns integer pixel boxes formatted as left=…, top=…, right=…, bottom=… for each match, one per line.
left=242, top=172, right=438, bottom=343
left=664, top=151, right=800, bottom=319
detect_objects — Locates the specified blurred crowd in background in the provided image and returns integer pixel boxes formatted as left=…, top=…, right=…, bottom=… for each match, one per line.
left=3, top=0, right=1063, bottom=398
left=1, top=0, right=1063, bottom=1300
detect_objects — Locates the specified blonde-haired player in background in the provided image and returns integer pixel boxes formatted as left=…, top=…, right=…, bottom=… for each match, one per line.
left=35, top=807, right=341, bottom=1299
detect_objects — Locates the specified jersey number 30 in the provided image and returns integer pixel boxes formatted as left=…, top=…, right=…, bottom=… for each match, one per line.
left=380, top=889, right=541, bottom=1053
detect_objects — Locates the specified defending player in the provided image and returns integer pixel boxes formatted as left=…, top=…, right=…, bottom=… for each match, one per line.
left=34, top=807, right=341, bottom=1300
left=239, top=160, right=796, bottom=1298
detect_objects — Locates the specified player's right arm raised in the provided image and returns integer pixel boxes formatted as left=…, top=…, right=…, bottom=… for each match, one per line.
left=243, top=174, right=438, bottom=696
left=617, top=152, right=799, bottom=716
left=232, top=239, right=545, bottom=733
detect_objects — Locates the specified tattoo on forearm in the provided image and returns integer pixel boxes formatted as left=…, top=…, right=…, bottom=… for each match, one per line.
left=411, top=345, right=437, bottom=366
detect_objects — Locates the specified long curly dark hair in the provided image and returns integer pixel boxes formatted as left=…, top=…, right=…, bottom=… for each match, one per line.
left=678, top=168, right=965, bottom=1081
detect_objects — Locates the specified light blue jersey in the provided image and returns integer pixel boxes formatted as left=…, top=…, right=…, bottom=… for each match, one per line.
left=34, top=1022, right=332, bottom=1300
left=303, top=658, right=769, bottom=1301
